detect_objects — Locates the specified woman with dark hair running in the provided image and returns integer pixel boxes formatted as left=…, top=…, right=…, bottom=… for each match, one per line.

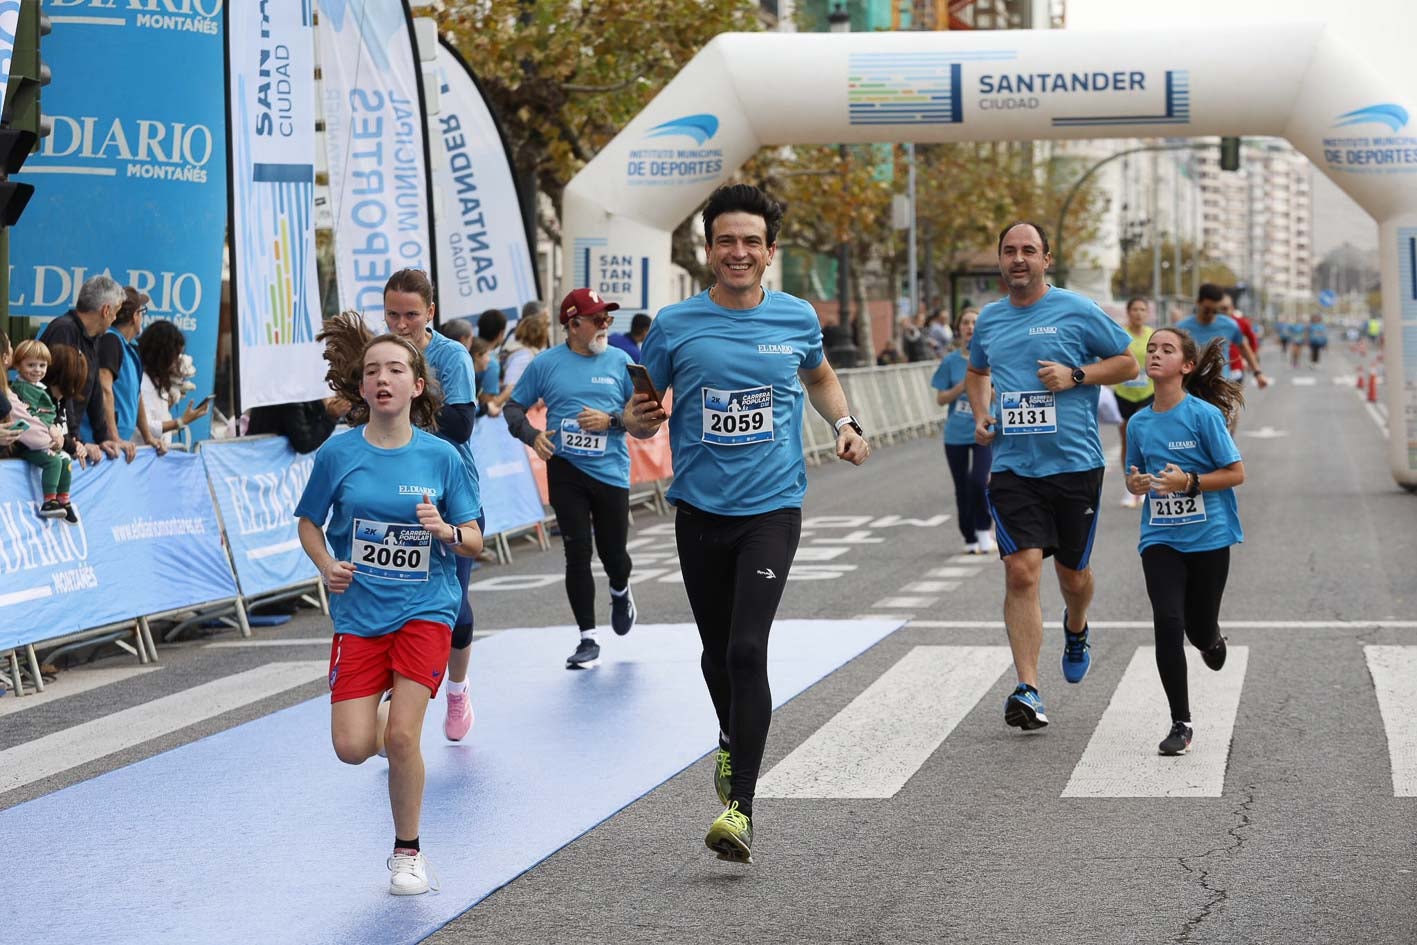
left=1124, top=330, right=1245, bottom=757
left=931, top=307, right=993, bottom=553
left=382, top=269, right=483, bottom=742
left=296, top=313, right=483, bottom=895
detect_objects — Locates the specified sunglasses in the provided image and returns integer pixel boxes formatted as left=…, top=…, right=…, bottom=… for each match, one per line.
left=573, top=314, right=614, bottom=329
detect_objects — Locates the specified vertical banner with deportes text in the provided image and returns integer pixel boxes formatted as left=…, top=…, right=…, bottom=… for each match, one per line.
left=429, top=38, right=537, bottom=325
left=229, top=0, right=326, bottom=411
left=316, top=0, right=433, bottom=328
left=9, top=6, right=226, bottom=440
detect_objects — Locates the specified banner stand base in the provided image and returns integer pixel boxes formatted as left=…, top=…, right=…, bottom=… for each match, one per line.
left=1, top=645, right=45, bottom=697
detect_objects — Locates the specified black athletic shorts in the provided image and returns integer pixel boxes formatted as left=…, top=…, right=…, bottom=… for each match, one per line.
left=985, top=467, right=1105, bottom=570
left=1116, top=394, right=1153, bottom=421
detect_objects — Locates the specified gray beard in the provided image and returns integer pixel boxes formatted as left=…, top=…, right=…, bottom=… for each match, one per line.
left=589, top=336, right=609, bottom=355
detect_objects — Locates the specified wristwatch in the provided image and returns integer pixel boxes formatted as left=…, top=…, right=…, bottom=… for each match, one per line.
left=833, top=415, right=864, bottom=437
left=1070, top=366, right=1087, bottom=387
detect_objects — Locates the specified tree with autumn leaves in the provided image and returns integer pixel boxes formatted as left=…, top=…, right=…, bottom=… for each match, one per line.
left=438, top=1, right=1107, bottom=358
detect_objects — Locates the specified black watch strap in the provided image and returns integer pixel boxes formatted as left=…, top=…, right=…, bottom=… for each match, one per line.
left=834, top=415, right=863, bottom=437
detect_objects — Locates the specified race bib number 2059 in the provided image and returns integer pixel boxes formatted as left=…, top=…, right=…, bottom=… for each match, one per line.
left=702, top=386, right=774, bottom=445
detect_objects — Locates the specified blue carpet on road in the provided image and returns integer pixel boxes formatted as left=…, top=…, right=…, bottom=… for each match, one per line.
left=5, top=619, right=901, bottom=945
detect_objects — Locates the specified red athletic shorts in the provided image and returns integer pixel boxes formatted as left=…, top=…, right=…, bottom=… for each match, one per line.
left=327, top=619, right=452, bottom=703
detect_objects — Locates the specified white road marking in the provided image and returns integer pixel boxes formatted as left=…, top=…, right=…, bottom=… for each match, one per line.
left=206, top=639, right=330, bottom=648
left=1063, top=646, right=1249, bottom=798
left=925, top=567, right=979, bottom=578
left=1364, top=646, right=1417, bottom=797
left=757, top=645, right=1014, bottom=798
left=902, top=581, right=959, bottom=593
left=907, top=620, right=1417, bottom=630
left=873, top=597, right=937, bottom=609
left=0, top=661, right=328, bottom=794
left=0, top=666, right=161, bottom=718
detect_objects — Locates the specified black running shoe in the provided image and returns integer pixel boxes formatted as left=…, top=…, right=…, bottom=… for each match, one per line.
left=37, top=500, right=66, bottom=519
left=1004, top=684, right=1048, bottom=731
left=565, top=638, right=600, bottom=670
left=610, top=587, right=636, bottom=636
left=1158, top=720, right=1193, bottom=756
left=62, top=503, right=78, bottom=524
left=1201, top=636, right=1227, bottom=672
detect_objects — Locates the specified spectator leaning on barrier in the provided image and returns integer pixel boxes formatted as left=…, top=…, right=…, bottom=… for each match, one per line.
left=94, top=286, right=166, bottom=457
left=245, top=398, right=348, bottom=454
left=608, top=312, right=652, bottom=363
left=42, top=343, right=91, bottom=463
left=474, top=308, right=507, bottom=416
left=3, top=337, right=78, bottom=521
left=138, top=319, right=210, bottom=447
left=39, top=274, right=125, bottom=465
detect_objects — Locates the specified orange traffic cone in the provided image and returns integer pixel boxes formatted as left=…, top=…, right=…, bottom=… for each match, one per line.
left=1367, top=369, right=1379, bottom=403
left=1358, top=368, right=1366, bottom=390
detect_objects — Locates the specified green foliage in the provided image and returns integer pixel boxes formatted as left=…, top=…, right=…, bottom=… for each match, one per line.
left=1110, top=240, right=1238, bottom=298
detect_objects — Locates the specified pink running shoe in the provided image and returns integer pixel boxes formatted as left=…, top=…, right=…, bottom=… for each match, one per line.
left=444, top=686, right=473, bottom=741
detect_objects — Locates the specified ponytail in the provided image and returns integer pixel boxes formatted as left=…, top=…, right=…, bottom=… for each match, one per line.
left=1152, top=328, right=1244, bottom=424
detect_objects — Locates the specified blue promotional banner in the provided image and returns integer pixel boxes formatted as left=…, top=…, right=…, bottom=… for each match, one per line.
left=229, top=0, right=327, bottom=412
left=317, top=0, right=434, bottom=326
left=9, top=6, right=226, bottom=441
left=428, top=38, right=538, bottom=325
left=0, top=452, right=238, bottom=651
left=469, top=414, right=545, bottom=538
left=199, top=436, right=320, bottom=599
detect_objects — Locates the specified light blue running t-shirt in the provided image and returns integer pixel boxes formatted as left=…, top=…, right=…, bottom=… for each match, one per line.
left=421, top=329, right=480, bottom=488
left=641, top=289, right=825, bottom=516
left=1174, top=314, right=1243, bottom=354
left=1125, top=394, right=1243, bottom=554
left=295, top=427, right=481, bottom=638
left=930, top=350, right=976, bottom=446
left=512, top=343, right=636, bottom=488
left=968, top=286, right=1131, bottom=477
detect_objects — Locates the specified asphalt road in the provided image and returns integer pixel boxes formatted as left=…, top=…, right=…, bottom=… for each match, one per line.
left=4, top=342, right=1414, bottom=945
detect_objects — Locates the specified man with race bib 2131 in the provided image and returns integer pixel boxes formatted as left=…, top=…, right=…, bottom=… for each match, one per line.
left=966, top=221, right=1139, bottom=732
left=627, top=183, right=869, bottom=866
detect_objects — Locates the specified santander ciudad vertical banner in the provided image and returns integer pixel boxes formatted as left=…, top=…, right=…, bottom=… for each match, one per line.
left=8, top=1, right=226, bottom=440
left=228, top=0, right=325, bottom=411
left=428, top=38, right=538, bottom=325
left=316, top=0, right=433, bottom=328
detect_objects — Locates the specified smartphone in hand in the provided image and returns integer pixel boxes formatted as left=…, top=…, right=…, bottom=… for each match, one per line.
left=626, top=364, right=661, bottom=406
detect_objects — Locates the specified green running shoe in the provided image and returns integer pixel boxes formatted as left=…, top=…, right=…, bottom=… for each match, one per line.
left=705, top=801, right=753, bottom=864
left=713, top=749, right=732, bottom=806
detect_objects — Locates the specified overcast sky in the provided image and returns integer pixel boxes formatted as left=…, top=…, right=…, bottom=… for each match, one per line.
left=1064, top=0, right=1400, bottom=258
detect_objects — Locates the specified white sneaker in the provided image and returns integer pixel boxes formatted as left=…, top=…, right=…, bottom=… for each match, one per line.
left=387, top=850, right=437, bottom=895
left=975, top=530, right=996, bottom=554
left=962, top=541, right=980, bottom=555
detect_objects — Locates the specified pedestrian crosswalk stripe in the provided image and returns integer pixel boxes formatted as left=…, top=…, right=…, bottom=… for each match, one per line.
left=0, top=666, right=160, bottom=719
left=1062, top=646, right=1249, bottom=798
left=0, top=661, right=327, bottom=794
left=757, top=645, right=1013, bottom=799
left=1364, top=646, right=1417, bottom=797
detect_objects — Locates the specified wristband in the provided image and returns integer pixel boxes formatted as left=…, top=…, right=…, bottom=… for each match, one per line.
left=443, top=525, right=462, bottom=547
left=1185, top=472, right=1201, bottom=497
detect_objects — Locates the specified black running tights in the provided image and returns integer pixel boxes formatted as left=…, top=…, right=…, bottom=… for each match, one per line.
left=675, top=503, right=801, bottom=813
left=547, top=456, right=632, bottom=631
left=1140, top=544, right=1230, bottom=723
left=944, top=443, right=993, bottom=543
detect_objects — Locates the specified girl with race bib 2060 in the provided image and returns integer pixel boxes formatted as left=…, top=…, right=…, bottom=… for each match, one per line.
left=1124, top=329, right=1245, bottom=758
left=296, top=314, right=483, bottom=897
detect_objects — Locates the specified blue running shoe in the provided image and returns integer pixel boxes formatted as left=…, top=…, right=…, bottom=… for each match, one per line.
left=1061, top=609, right=1091, bottom=684
left=1004, top=684, right=1048, bottom=730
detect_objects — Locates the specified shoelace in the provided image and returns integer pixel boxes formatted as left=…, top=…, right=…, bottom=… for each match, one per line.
left=715, top=750, right=732, bottom=779
left=718, top=801, right=750, bottom=833
left=1064, top=631, right=1090, bottom=660
left=387, top=852, right=441, bottom=893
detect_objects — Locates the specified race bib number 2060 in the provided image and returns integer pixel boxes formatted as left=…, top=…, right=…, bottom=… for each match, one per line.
left=701, top=386, right=774, bottom=445
left=351, top=518, right=433, bottom=582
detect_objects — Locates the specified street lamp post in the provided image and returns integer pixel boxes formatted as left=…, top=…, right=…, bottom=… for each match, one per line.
left=829, top=3, right=852, bottom=358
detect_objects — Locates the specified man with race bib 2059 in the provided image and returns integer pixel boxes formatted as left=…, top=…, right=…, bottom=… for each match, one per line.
left=627, top=183, right=870, bottom=866
left=504, top=288, right=639, bottom=670
left=965, top=221, right=1139, bottom=733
